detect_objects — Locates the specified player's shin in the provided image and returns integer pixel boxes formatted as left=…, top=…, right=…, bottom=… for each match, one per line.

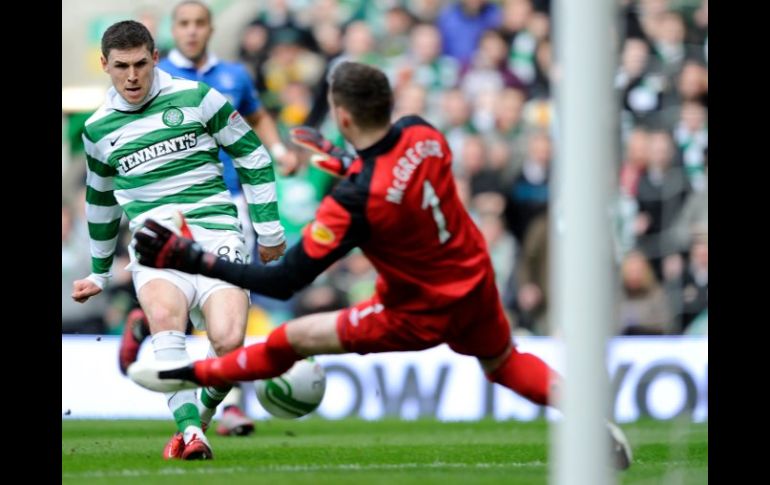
left=486, top=346, right=560, bottom=406
left=198, top=346, right=232, bottom=428
left=152, top=331, right=204, bottom=433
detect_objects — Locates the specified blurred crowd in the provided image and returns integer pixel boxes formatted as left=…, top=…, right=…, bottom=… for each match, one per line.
left=62, top=0, right=708, bottom=338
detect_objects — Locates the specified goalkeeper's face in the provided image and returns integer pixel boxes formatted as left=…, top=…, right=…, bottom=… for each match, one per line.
left=102, top=46, right=159, bottom=105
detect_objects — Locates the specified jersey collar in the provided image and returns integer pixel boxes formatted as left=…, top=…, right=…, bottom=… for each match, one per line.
left=167, top=48, right=220, bottom=74
left=356, top=124, right=401, bottom=161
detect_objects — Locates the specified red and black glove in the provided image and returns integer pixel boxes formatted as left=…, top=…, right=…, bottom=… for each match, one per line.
left=289, top=126, right=357, bottom=177
left=134, top=219, right=213, bottom=274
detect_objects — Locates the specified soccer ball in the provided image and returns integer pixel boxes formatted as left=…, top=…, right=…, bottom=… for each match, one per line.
left=255, top=358, right=326, bottom=419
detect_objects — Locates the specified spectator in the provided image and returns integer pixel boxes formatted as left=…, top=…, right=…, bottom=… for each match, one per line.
left=619, top=250, right=673, bottom=335
left=437, top=0, right=502, bottom=64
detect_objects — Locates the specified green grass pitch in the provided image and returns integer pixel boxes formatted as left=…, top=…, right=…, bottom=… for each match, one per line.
left=63, top=418, right=707, bottom=484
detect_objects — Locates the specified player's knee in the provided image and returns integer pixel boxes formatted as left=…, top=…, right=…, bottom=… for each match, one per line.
left=480, top=343, right=515, bottom=376
left=210, top=333, right=245, bottom=356
left=144, top=305, right=184, bottom=330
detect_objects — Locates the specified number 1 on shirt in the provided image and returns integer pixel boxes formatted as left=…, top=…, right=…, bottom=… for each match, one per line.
left=422, top=180, right=451, bottom=244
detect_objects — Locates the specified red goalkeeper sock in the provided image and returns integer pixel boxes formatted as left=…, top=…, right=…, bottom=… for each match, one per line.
left=193, top=325, right=302, bottom=387
left=486, top=346, right=561, bottom=406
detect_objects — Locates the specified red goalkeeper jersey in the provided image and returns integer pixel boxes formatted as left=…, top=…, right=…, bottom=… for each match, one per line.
left=301, top=116, right=492, bottom=312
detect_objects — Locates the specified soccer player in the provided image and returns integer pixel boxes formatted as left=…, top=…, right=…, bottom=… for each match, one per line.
left=129, top=61, right=632, bottom=470
left=71, top=20, right=286, bottom=460
left=118, top=0, right=300, bottom=438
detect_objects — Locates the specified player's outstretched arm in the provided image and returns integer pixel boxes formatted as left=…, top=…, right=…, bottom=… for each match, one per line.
left=134, top=219, right=343, bottom=300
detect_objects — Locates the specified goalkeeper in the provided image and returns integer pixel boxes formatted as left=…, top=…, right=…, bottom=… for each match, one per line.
left=130, top=61, right=632, bottom=470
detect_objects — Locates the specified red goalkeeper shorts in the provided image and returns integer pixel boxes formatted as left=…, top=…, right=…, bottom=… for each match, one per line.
left=336, top=272, right=511, bottom=359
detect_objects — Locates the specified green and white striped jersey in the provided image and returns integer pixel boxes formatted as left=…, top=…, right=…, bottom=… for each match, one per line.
left=82, top=68, right=284, bottom=279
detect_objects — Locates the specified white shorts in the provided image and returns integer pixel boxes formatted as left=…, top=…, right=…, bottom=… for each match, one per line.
left=129, top=225, right=250, bottom=331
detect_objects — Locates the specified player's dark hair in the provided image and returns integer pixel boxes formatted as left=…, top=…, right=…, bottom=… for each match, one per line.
left=101, top=20, right=155, bottom=59
left=330, top=62, right=393, bottom=129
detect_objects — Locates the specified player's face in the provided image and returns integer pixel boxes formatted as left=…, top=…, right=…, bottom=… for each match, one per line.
left=172, top=4, right=213, bottom=61
left=102, top=46, right=159, bottom=104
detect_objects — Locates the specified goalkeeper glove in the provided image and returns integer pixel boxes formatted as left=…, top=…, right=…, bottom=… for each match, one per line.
left=134, top=219, right=215, bottom=275
left=289, top=126, right=357, bottom=177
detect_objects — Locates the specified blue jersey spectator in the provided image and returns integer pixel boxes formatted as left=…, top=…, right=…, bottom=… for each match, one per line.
left=437, top=0, right=501, bottom=64
left=160, top=51, right=260, bottom=195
